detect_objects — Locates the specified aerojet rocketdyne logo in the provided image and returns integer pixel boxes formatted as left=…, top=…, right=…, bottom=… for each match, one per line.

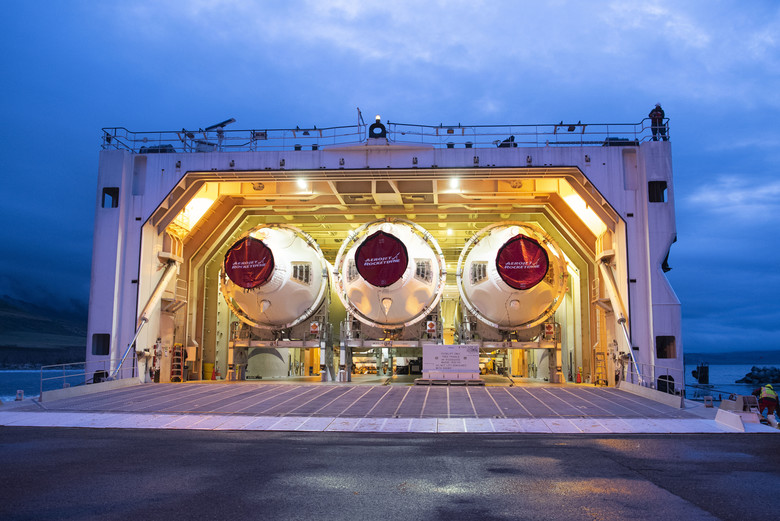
left=354, top=230, right=409, bottom=287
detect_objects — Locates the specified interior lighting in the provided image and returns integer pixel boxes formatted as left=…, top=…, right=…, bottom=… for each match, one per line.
left=174, top=196, right=215, bottom=232
left=562, top=193, right=607, bottom=236
left=297, top=178, right=307, bottom=190
left=447, top=228, right=454, bottom=236
left=449, top=177, right=459, bottom=190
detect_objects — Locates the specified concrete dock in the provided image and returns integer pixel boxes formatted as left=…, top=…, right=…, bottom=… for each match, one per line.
left=2, top=378, right=776, bottom=434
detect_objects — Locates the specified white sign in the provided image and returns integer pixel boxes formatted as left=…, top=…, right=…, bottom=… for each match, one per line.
left=422, top=344, right=479, bottom=374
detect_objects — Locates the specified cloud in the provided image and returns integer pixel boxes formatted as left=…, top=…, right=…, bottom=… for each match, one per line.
left=704, top=136, right=780, bottom=152
left=3, top=0, right=779, bottom=358
left=601, top=2, right=710, bottom=49
left=104, top=0, right=780, bottom=110
left=686, top=176, right=780, bottom=222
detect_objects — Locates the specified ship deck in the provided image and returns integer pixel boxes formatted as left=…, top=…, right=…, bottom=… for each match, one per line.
left=2, top=378, right=776, bottom=434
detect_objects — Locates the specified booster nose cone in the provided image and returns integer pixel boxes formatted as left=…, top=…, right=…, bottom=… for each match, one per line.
left=335, top=218, right=446, bottom=329
left=457, top=222, right=568, bottom=330
left=220, top=225, right=329, bottom=329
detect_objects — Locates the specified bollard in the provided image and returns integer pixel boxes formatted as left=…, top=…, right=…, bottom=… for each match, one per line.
left=15, top=390, right=24, bottom=401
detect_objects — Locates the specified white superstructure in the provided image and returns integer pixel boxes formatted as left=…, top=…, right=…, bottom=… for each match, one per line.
left=86, top=114, right=682, bottom=389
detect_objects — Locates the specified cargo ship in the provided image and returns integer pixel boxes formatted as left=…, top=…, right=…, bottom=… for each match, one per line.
left=87, top=113, right=681, bottom=390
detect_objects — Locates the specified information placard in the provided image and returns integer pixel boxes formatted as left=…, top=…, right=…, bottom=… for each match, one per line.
left=422, top=344, right=479, bottom=374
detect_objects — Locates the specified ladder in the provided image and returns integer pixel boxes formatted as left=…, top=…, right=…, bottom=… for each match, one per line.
left=170, top=343, right=184, bottom=382
left=594, top=352, right=608, bottom=387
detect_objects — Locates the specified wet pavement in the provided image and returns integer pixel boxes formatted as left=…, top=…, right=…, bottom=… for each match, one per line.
left=2, top=427, right=779, bottom=521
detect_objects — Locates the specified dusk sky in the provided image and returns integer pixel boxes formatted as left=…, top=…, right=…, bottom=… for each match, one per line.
left=1, top=1, right=778, bottom=354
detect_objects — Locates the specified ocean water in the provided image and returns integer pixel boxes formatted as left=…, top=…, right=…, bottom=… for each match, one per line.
left=684, top=363, right=774, bottom=400
left=0, top=369, right=85, bottom=403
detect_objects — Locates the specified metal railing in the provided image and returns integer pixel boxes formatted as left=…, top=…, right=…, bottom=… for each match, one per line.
left=101, top=119, right=668, bottom=153
left=102, top=124, right=367, bottom=154
left=39, top=358, right=136, bottom=399
left=386, top=120, right=662, bottom=148
left=621, top=361, right=685, bottom=397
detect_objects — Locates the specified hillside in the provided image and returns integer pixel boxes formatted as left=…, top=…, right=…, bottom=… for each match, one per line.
left=684, top=350, right=780, bottom=365
left=0, top=296, right=87, bottom=368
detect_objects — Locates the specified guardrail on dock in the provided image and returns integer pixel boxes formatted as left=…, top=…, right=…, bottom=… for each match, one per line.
left=622, top=361, right=685, bottom=397
left=39, top=358, right=136, bottom=400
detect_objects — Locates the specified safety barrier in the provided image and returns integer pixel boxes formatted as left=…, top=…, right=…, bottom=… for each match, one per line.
left=622, top=361, right=685, bottom=397
left=39, top=358, right=136, bottom=400
left=101, top=118, right=669, bottom=153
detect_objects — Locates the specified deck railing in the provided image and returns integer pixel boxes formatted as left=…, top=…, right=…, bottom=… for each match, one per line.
left=39, top=358, right=136, bottom=400
left=101, top=119, right=668, bottom=154
left=622, top=361, right=685, bottom=397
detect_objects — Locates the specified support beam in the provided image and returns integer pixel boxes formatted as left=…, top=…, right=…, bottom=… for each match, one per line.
left=112, top=260, right=180, bottom=380
left=597, top=254, right=642, bottom=381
